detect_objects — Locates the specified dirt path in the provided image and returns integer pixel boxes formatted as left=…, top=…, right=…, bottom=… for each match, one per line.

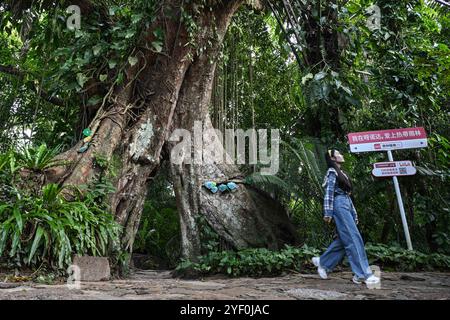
left=0, top=270, right=449, bottom=300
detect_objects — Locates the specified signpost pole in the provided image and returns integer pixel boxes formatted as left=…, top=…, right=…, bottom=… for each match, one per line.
left=387, top=150, right=413, bottom=250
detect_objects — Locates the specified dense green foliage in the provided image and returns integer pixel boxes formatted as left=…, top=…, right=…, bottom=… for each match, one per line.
left=133, top=166, right=180, bottom=268
left=0, top=1, right=161, bottom=149
left=0, top=145, right=120, bottom=269
left=175, top=243, right=450, bottom=278
left=212, top=1, right=450, bottom=255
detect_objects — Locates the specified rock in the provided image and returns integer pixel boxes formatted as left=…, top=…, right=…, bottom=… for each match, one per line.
left=0, top=283, right=21, bottom=289
left=135, top=289, right=151, bottom=295
left=72, top=256, right=110, bottom=281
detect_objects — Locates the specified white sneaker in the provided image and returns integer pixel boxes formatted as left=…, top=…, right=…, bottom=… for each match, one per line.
left=311, top=257, right=327, bottom=279
left=352, top=274, right=363, bottom=284
left=364, top=275, right=380, bottom=289
left=312, top=257, right=320, bottom=267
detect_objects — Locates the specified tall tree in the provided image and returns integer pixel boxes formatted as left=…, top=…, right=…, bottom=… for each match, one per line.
left=1, top=0, right=298, bottom=264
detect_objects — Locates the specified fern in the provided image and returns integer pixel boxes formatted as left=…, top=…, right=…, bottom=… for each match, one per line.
left=17, top=144, right=66, bottom=171
left=242, top=139, right=328, bottom=203
left=0, top=183, right=121, bottom=269
left=244, top=172, right=290, bottom=195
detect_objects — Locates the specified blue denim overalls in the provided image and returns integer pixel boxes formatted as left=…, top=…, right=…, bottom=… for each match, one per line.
left=320, top=185, right=373, bottom=280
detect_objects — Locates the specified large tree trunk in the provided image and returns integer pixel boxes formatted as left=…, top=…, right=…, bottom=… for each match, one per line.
left=46, top=0, right=298, bottom=267
left=168, top=116, right=299, bottom=261
left=166, top=2, right=298, bottom=260
left=49, top=0, right=196, bottom=258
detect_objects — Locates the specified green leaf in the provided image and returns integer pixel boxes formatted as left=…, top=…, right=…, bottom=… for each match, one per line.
left=0, top=204, right=10, bottom=216
left=314, top=71, right=327, bottom=81
left=244, top=173, right=290, bottom=194
left=13, top=206, right=23, bottom=233
left=128, top=56, right=138, bottom=66
left=92, top=45, right=102, bottom=56
left=9, top=231, right=20, bottom=257
left=125, top=29, right=135, bottom=39
left=76, top=73, right=88, bottom=88
left=28, top=226, right=44, bottom=264
left=301, top=73, right=313, bottom=85
left=341, top=85, right=352, bottom=95
left=87, top=96, right=102, bottom=106
left=152, top=41, right=163, bottom=53
left=108, top=6, right=118, bottom=16
left=152, top=28, right=164, bottom=39
left=0, top=226, right=10, bottom=256
left=132, top=14, right=143, bottom=24
left=115, top=72, right=124, bottom=84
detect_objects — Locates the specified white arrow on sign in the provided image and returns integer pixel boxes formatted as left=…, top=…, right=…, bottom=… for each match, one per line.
left=348, top=127, right=427, bottom=153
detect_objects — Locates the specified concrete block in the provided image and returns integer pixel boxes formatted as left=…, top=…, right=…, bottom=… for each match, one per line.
left=72, top=256, right=111, bottom=281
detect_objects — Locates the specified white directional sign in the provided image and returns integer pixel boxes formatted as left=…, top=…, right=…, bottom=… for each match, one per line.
left=348, top=127, right=427, bottom=153
left=347, top=127, right=429, bottom=251
left=372, top=160, right=417, bottom=177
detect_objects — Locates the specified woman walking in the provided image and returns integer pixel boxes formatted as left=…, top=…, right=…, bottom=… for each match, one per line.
left=312, top=149, right=380, bottom=287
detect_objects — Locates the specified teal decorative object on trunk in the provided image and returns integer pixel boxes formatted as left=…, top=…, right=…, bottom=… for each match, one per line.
left=218, top=184, right=228, bottom=192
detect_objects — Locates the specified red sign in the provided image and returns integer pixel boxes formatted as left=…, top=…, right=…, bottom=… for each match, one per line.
left=372, top=161, right=417, bottom=177
left=348, top=127, right=427, bottom=152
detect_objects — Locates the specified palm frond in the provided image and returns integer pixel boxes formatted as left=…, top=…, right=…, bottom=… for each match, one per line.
left=244, top=172, right=291, bottom=195
left=416, top=165, right=450, bottom=179
left=428, top=0, right=450, bottom=9
left=282, top=138, right=327, bottom=196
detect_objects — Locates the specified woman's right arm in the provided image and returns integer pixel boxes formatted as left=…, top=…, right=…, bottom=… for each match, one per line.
left=323, top=170, right=336, bottom=218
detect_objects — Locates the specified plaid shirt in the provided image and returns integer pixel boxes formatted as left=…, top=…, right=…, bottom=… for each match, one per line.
left=323, top=168, right=359, bottom=220
left=323, top=168, right=337, bottom=217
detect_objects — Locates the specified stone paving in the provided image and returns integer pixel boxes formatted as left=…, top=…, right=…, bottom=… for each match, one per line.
left=0, top=270, right=449, bottom=300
